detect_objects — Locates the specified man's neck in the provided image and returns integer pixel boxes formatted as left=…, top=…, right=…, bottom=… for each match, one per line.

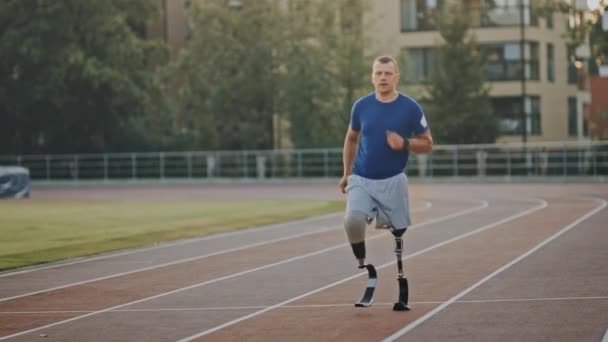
left=376, top=90, right=398, bottom=103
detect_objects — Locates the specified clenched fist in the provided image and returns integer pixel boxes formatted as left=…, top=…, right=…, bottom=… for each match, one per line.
left=386, top=130, right=409, bottom=151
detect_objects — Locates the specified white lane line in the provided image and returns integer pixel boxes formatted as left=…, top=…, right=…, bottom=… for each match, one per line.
left=383, top=198, right=607, bottom=342
left=0, top=211, right=345, bottom=278
left=175, top=198, right=546, bottom=342
left=455, top=296, right=608, bottom=304
left=0, top=200, right=489, bottom=341
left=602, top=328, right=608, bottom=342
left=0, top=225, right=339, bottom=303
left=5, top=295, right=608, bottom=315
left=0, top=204, right=436, bottom=302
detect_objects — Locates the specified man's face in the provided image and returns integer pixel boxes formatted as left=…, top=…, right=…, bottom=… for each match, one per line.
left=371, top=61, right=399, bottom=95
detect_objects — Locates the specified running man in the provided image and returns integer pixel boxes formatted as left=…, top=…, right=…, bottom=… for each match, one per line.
left=339, top=55, right=433, bottom=270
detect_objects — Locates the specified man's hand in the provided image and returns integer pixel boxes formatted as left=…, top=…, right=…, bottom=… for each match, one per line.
left=386, top=130, right=408, bottom=151
left=339, top=175, right=349, bottom=194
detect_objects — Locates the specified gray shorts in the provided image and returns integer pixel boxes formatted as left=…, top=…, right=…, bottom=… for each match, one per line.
left=345, top=173, right=411, bottom=229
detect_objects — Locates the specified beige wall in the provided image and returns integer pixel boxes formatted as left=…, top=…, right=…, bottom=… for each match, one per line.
left=366, top=2, right=581, bottom=142
left=147, top=0, right=188, bottom=59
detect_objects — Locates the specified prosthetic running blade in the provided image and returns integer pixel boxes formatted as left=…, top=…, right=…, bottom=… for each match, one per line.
left=355, top=264, right=377, bottom=307
left=393, top=277, right=410, bottom=311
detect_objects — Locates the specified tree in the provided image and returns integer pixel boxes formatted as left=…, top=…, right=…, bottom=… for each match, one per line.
left=533, top=0, right=608, bottom=75
left=0, top=0, right=169, bottom=154
left=170, top=0, right=285, bottom=150
left=588, top=6, right=608, bottom=75
left=172, top=0, right=371, bottom=150
left=424, top=1, right=498, bottom=144
left=279, top=0, right=370, bottom=148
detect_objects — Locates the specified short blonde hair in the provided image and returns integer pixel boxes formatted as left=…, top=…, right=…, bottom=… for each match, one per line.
left=373, top=55, right=399, bottom=73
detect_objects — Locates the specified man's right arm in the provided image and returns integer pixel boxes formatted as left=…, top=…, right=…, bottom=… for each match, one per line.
left=343, top=127, right=360, bottom=177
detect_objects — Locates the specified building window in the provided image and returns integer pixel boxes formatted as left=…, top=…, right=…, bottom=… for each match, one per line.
left=568, top=97, right=577, bottom=136
left=481, top=0, right=538, bottom=27
left=400, top=0, right=443, bottom=31
left=492, top=96, right=541, bottom=136
left=567, top=45, right=577, bottom=84
left=545, top=12, right=553, bottom=28
left=547, top=43, right=554, bottom=82
left=483, top=42, right=539, bottom=81
left=400, top=0, right=538, bottom=31
left=403, top=47, right=436, bottom=84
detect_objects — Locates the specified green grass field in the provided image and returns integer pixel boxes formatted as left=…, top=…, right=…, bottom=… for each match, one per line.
left=0, top=200, right=344, bottom=271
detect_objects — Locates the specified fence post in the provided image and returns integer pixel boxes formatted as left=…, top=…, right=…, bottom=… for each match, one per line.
left=206, top=154, right=215, bottom=178
left=562, top=145, right=567, bottom=177
left=453, top=147, right=458, bottom=177
left=271, top=152, right=277, bottom=178
left=417, top=154, right=427, bottom=177
left=73, top=155, right=79, bottom=181
left=323, top=150, right=329, bottom=178
left=476, top=149, right=487, bottom=177
left=256, top=154, right=266, bottom=179
left=297, top=151, right=302, bottom=178
left=593, top=149, right=597, bottom=177
left=17, top=156, right=22, bottom=166
left=46, top=155, right=50, bottom=180
left=131, top=153, right=137, bottom=180
left=187, top=152, right=192, bottom=179
left=103, top=154, right=108, bottom=181
left=242, top=151, right=247, bottom=178
left=160, top=152, right=164, bottom=180
left=506, top=149, right=511, bottom=176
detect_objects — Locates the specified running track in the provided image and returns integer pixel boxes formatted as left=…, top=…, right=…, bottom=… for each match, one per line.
left=0, top=183, right=607, bottom=341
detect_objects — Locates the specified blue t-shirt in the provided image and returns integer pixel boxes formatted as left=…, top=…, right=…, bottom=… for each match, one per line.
left=350, top=92, right=429, bottom=180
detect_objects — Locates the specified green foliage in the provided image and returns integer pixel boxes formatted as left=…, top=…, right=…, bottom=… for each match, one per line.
left=0, top=0, right=170, bottom=154
left=171, top=0, right=370, bottom=150
left=533, top=0, right=608, bottom=76
left=589, top=9, right=608, bottom=75
left=281, top=0, right=369, bottom=148
left=168, top=0, right=283, bottom=150
left=1, top=0, right=373, bottom=153
left=424, top=1, right=498, bottom=144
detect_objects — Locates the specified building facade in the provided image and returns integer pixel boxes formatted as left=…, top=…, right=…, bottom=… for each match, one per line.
left=149, top=0, right=597, bottom=143
left=366, top=0, right=591, bottom=143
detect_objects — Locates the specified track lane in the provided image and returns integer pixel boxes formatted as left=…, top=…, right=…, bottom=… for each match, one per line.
left=396, top=198, right=608, bottom=342
left=0, top=199, right=484, bottom=339
left=188, top=198, right=599, bottom=342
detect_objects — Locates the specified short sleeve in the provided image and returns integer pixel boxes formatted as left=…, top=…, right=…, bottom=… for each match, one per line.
left=411, top=101, right=429, bottom=135
left=350, top=100, right=361, bottom=131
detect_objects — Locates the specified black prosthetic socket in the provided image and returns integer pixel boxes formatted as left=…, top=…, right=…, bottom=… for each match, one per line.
left=391, top=227, right=407, bottom=238
left=350, top=241, right=366, bottom=260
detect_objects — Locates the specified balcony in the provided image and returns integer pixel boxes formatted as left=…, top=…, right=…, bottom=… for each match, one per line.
left=400, top=0, right=538, bottom=32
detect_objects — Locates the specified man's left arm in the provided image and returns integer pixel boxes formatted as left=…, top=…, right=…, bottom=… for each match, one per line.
left=406, top=129, right=433, bottom=154
left=386, top=129, right=433, bottom=153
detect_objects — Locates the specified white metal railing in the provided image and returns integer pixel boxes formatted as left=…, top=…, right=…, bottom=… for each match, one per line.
left=1, top=141, right=607, bottom=182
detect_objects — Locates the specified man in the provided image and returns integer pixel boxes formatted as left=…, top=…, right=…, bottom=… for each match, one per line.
left=340, top=55, right=433, bottom=271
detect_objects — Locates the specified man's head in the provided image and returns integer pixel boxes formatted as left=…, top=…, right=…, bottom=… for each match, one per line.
left=371, top=55, right=400, bottom=96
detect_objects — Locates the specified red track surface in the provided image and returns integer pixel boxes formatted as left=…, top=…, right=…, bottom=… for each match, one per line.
left=0, top=183, right=607, bottom=341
